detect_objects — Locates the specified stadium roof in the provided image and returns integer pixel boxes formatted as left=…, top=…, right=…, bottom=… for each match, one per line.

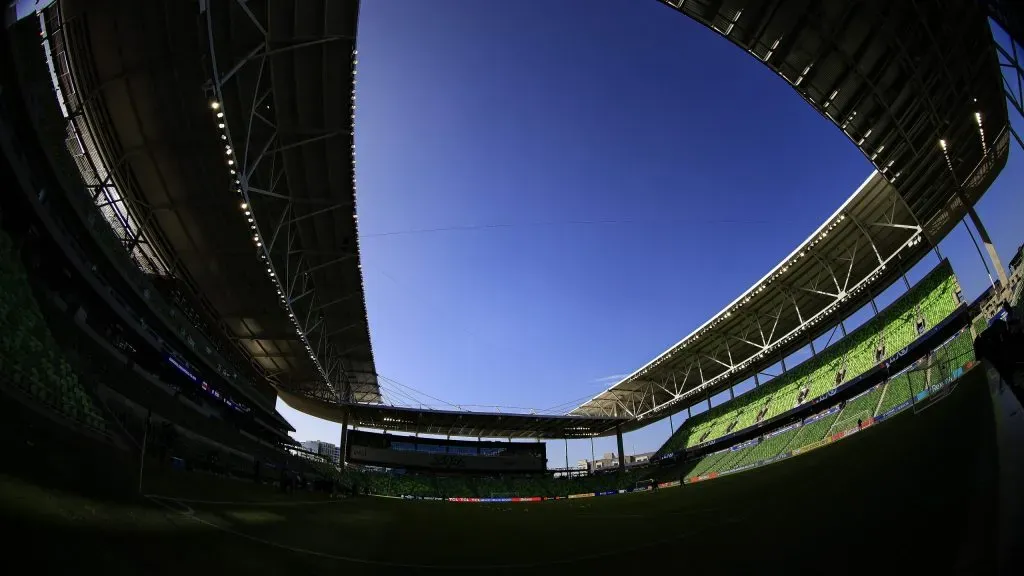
left=55, top=0, right=379, bottom=403
left=277, top=387, right=627, bottom=440
left=571, top=0, right=1010, bottom=431
left=44, top=0, right=1011, bottom=439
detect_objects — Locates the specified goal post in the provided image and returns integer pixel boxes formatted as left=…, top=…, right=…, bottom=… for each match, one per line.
left=829, top=410, right=873, bottom=437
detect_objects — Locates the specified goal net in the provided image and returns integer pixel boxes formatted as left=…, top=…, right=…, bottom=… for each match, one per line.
left=829, top=410, right=872, bottom=437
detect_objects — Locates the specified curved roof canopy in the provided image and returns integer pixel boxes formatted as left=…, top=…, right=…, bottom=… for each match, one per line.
left=57, top=0, right=378, bottom=403
left=50, top=0, right=1010, bottom=438
left=572, top=0, right=1009, bottom=430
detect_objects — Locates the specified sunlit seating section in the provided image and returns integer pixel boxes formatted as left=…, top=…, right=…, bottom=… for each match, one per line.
left=730, top=426, right=800, bottom=469
left=656, top=263, right=960, bottom=457
left=786, top=411, right=838, bottom=452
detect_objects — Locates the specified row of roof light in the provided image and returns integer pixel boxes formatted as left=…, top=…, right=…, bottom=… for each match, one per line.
left=875, top=109, right=986, bottom=186
left=641, top=234, right=931, bottom=419
left=382, top=416, right=412, bottom=424
left=351, top=51, right=369, bottom=347
left=624, top=118, right=983, bottom=419
left=618, top=31, right=990, bottom=418
left=752, top=25, right=992, bottom=204
left=939, top=111, right=987, bottom=168
left=205, top=48, right=364, bottom=399
left=209, top=98, right=330, bottom=386
left=349, top=51, right=373, bottom=394
left=626, top=213, right=847, bottom=384
left=647, top=111, right=991, bottom=397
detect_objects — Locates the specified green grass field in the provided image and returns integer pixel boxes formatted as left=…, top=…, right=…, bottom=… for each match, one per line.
left=0, top=367, right=1000, bottom=574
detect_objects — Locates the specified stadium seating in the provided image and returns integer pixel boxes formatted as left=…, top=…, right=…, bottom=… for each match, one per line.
left=785, top=411, right=840, bottom=452
left=352, top=324, right=976, bottom=498
left=834, top=386, right=884, bottom=427
left=0, top=227, right=106, bottom=432
left=708, top=444, right=752, bottom=473
left=658, top=263, right=960, bottom=456
left=936, top=330, right=974, bottom=369
left=680, top=326, right=975, bottom=481
left=729, top=427, right=800, bottom=469
left=972, top=315, right=988, bottom=336
left=876, top=368, right=920, bottom=415
left=684, top=449, right=730, bottom=478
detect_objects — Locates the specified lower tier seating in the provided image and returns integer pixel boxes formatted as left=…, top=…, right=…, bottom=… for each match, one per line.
left=0, top=227, right=106, bottom=432
left=730, top=426, right=801, bottom=469
left=785, top=411, right=840, bottom=452
left=659, top=261, right=961, bottom=457
left=834, top=386, right=884, bottom=427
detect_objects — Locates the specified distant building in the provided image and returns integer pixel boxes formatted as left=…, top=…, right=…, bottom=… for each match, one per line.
left=301, top=440, right=340, bottom=465
left=629, top=452, right=654, bottom=465
left=579, top=451, right=653, bottom=472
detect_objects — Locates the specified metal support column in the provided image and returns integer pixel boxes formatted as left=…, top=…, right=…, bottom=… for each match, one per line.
left=840, top=321, right=847, bottom=337
left=939, top=136, right=1008, bottom=288
left=564, top=437, right=569, bottom=472
left=967, top=210, right=1007, bottom=288
left=339, top=409, right=350, bottom=467
left=669, top=413, right=675, bottom=434
left=866, top=283, right=879, bottom=315
left=963, top=219, right=997, bottom=289
left=590, top=436, right=596, bottom=475
left=616, top=425, right=625, bottom=472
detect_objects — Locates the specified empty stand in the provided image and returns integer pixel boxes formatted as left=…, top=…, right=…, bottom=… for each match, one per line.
left=0, top=227, right=106, bottom=432
left=659, top=262, right=961, bottom=456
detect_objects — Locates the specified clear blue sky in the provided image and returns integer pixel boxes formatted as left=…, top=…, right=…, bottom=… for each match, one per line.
left=278, top=0, right=1024, bottom=468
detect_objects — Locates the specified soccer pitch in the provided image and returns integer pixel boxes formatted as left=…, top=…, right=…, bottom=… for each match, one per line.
left=1, top=367, right=1000, bottom=574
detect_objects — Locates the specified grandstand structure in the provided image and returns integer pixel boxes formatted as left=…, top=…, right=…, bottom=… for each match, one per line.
left=654, top=260, right=965, bottom=458
left=0, top=0, right=1019, bottom=477
left=679, top=326, right=977, bottom=483
left=50, top=0, right=379, bottom=407
left=571, top=0, right=1011, bottom=432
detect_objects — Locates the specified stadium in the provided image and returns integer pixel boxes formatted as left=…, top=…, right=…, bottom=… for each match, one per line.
left=1, top=0, right=1024, bottom=573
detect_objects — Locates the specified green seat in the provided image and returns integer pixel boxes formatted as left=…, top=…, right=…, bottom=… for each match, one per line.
left=657, top=262, right=962, bottom=459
